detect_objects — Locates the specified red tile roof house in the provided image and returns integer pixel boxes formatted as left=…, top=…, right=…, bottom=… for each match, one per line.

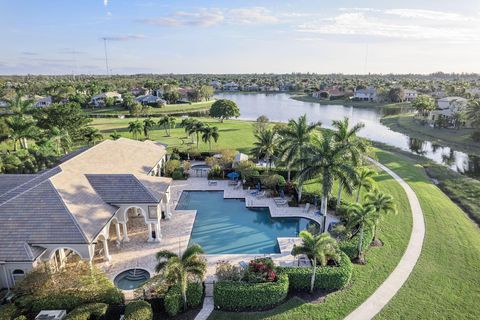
left=0, top=138, right=172, bottom=290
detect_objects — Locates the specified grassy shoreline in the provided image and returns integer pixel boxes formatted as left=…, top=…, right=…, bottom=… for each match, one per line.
left=381, top=113, right=480, bottom=156
left=86, top=101, right=214, bottom=117
left=291, top=95, right=413, bottom=109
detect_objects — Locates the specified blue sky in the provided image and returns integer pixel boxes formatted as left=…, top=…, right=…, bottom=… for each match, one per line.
left=1, top=0, right=480, bottom=74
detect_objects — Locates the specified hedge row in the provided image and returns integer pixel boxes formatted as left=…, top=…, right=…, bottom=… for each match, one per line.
left=65, top=303, right=108, bottom=320
left=0, top=304, right=18, bottom=320
left=339, top=228, right=374, bottom=260
left=164, top=282, right=203, bottom=317
left=277, top=251, right=353, bottom=291
left=213, top=273, right=289, bottom=311
left=124, top=301, right=153, bottom=320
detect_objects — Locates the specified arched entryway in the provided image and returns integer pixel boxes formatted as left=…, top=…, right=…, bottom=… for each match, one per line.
left=48, top=247, right=83, bottom=271
left=11, top=269, right=25, bottom=285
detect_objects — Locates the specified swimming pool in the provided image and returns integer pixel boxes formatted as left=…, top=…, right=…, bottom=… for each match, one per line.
left=176, top=191, right=318, bottom=254
left=191, top=164, right=210, bottom=169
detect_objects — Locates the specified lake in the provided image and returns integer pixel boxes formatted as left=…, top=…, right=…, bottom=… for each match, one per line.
left=215, top=93, right=480, bottom=178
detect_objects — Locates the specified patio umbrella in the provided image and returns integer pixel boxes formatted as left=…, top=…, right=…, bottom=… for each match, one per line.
left=227, top=172, right=240, bottom=180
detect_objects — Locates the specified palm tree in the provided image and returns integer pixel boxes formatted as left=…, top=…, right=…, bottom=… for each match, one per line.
left=158, top=116, right=176, bottom=136
left=83, top=127, right=103, bottom=146
left=465, top=99, right=480, bottom=128
left=278, top=115, right=320, bottom=181
left=251, top=128, right=278, bottom=168
left=6, top=93, right=34, bottom=115
left=155, top=244, right=207, bottom=310
left=355, top=167, right=377, bottom=203
left=294, top=133, right=357, bottom=232
left=128, top=120, right=143, bottom=140
left=180, top=118, right=196, bottom=143
left=291, top=231, right=341, bottom=293
left=346, top=203, right=377, bottom=262
left=48, top=126, right=72, bottom=154
left=187, top=120, right=205, bottom=148
left=110, top=131, right=121, bottom=140
left=201, top=126, right=219, bottom=150
left=4, top=115, right=38, bottom=150
left=143, top=118, right=156, bottom=138
left=365, top=189, right=397, bottom=242
left=332, top=117, right=366, bottom=205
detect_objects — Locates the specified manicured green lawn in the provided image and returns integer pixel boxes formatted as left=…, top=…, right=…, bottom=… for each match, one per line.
left=291, top=95, right=412, bottom=109
left=87, top=101, right=214, bottom=116
left=91, top=117, right=258, bottom=153
left=381, top=113, right=480, bottom=156
left=374, top=149, right=480, bottom=319
left=210, top=165, right=413, bottom=320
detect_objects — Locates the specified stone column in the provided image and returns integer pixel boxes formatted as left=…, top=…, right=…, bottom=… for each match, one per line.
left=115, top=223, right=122, bottom=242
left=155, top=223, right=162, bottom=242
left=122, top=223, right=130, bottom=242
left=58, top=248, right=66, bottom=268
left=102, top=238, right=111, bottom=262
left=147, top=223, right=154, bottom=242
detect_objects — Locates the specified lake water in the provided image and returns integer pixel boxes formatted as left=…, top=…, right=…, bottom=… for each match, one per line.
left=215, top=93, right=479, bottom=178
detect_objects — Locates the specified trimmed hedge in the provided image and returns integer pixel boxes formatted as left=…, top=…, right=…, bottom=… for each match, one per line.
left=340, top=228, right=374, bottom=260
left=0, top=304, right=18, bottom=320
left=124, top=301, right=153, bottom=320
left=65, top=303, right=108, bottom=320
left=277, top=252, right=353, bottom=291
left=213, top=273, right=289, bottom=311
left=164, top=282, right=203, bottom=317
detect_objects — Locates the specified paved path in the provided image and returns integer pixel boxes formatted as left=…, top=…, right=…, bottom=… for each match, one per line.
left=194, top=278, right=215, bottom=320
left=344, top=159, right=426, bottom=320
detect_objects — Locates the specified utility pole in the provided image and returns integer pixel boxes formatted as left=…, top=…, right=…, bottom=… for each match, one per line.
left=102, top=37, right=110, bottom=76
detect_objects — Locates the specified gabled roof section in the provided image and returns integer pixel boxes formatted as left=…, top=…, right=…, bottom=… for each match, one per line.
left=0, top=180, right=87, bottom=262
left=86, top=174, right=159, bottom=204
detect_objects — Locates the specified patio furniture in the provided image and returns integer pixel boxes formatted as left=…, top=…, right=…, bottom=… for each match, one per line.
left=208, top=180, right=218, bottom=186
left=233, top=181, right=242, bottom=189
left=274, top=199, right=288, bottom=207
left=256, top=191, right=266, bottom=198
left=303, top=203, right=310, bottom=213
left=228, top=180, right=237, bottom=186
left=239, top=261, right=248, bottom=268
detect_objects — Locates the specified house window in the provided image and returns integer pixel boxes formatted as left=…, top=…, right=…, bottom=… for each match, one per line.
left=12, top=269, right=25, bottom=284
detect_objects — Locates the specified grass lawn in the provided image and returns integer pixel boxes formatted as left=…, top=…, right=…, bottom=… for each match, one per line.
left=291, top=95, right=413, bottom=109
left=86, top=101, right=214, bottom=116
left=210, top=165, right=413, bottom=320
left=91, top=117, right=258, bottom=153
left=381, top=113, right=480, bottom=156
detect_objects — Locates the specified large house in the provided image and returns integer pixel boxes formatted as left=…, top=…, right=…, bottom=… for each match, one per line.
left=0, top=138, right=171, bottom=289
left=33, top=96, right=52, bottom=108
left=352, top=87, right=377, bottom=102
left=222, top=82, right=239, bottom=91
left=90, top=92, right=123, bottom=107
left=136, top=94, right=167, bottom=106
left=403, top=90, right=418, bottom=102
left=427, top=96, right=469, bottom=127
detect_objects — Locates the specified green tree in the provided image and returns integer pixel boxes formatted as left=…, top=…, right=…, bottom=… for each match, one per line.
left=201, top=126, right=219, bottom=150
left=412, top=95, right=436, bottom=116
left=465, top=99, right=480, bottom=128
left=387, top=87, right=405, bottom=103
left=199, top=85, right=214, bottom=101
left=163, top=91, right=180, bottom=104
left=294, top=133, right=357, bottom=231
left=251, top=128, right=278, bottom=168
left=4, top=115, right=39, bottom=150
left=155, top=244, right=207, bottom=310
left=365, top=189, right=397, bottom=242
left=291, top=231, right=341, bottom=293
left=128, top=101, right=143, bottom=117
left=158, top=116, right=176, bottom=136
left=209, top=99, right=240, bottom=122
left=143, top=118, right=156, bottom=138
left=355, top=167, right=377, bottom=202
left=187, top=120, right=205, bottom=148
left=6, top=92, right=34, bottom=115
left=83, top=127, right=103, bottom=146
left=48, top=126, right=72, bottom=154
left=346, top=203, right=377, bottom=262
left=110, top=131, right=121, bottom=140
left=128, top=120, right=143, bottom=140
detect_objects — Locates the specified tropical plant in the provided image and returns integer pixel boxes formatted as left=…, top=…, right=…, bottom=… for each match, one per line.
left=158, top=116, right=176, bottom=136
left=465, top=99, right=480, bottom=128
left=355, top=167, right=377, bottom=202
left=155, top=244, right=207, bottom=311
left=110, top=131, right=121, bottom=140
left=143, top=118, right=156, bottom=138
left=345, top=203, right=377, bottom=262
left=83, top=127, right=103, bottom=146
left=186, top=120, right=205, bottom=148
left=291, top=231, right=341, bottom=293
left=365, top=189, right=397, bottom=242
left=412, top=94, right=436, bottom=116
left=48, top=126, right=72, bottom=154
left=6, top=92, right=34, bottom=115
left=128, top=120, right=143, bottom=140
left=277, top=114, right=320, bottom=181
left=294, top=132, right=357, bottom=231
left=3, top=115, right=39, bottom=150
left=251, top=128, right=278, bottom=168
left=201, top=126, right=219, bottom=150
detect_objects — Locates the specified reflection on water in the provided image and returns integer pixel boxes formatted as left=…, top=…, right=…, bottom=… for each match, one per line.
left=215, top=93, right=480, bottom=179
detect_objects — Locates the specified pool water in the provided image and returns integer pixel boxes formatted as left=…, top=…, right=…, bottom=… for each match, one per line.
left=177, top=191, right=317, bottom=254
left=114, top=268, right=150, bottom=290
left=191, top=164, right=210, bottom=169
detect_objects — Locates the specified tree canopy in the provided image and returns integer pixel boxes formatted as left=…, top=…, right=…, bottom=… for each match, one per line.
left=209, top=99, right=240, bottom=122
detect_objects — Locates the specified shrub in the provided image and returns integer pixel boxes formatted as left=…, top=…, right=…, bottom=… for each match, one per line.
left=171, top=168, right=185, bottom=180
left=164, top=282, right=203, bottom=317
left=124, top=301, right=152, bottom=320
left=471, top=131, right=480, bottom=142
left=215, top=261, right=244, bottom=281
left=213, top=273, right=289, bottom=311
left=339, top=228, right=374, bottom=260
left=165, top=159, right=180, bottom=177
left=65, top=303, right=108, bottom=320
left=208, top=165, right=223, bottom=179
left=243, top=257, right=277, bottom=283
left=0, top=304, right=18, bottom=320
left=13, top=316, right=27, bottom=320
left=278, top=252, right=353, bottom=291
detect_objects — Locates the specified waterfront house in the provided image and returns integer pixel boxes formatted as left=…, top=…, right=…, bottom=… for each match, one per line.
left=352, top=87, right=377, bottom=102
left=427, top=96, right=469, bottom=127
left=90, top=92, right=123, bottom=107
left=404, top=89, right=418, bottom=102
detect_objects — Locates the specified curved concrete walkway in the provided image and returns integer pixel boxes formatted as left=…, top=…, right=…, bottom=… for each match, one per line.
left=344, top=159, right=425, bottom=320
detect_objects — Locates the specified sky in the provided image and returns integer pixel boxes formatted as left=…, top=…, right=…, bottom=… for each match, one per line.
left=1, top=0, right=480, bottom=75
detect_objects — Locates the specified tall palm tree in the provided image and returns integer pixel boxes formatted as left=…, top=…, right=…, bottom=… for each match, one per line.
left=180, top=118, right=196, bottom=143
left=355, top=167, right=377, bottom=203
left=83, top=127, right=103, bottom=146
left=6, top=93, right=34, bottom=115
left=465, top=99, right=480, bottom=128
left=143, top=118, right=156, bottom=138
left=187, top=120, right=205, bottom=148
left=155, top=244, right=207, bottom=310
left=291, top=231, right=341, bottom=293
left=201, top=126, right=219, bottom=150
left=294, top=133, right=357, bottom=232
left=48, top=126, right=72, bottom=154
left=128, top=120, right=143, bottom=140
left=278, top=114, right=320, bottom=182
left=332, top=117, right=366, bottom=205
left=4, top=115, right=38, bottom=150
left=346, top=203, right=377, bottom=262
left=158, top=116, right=176, bottom=136
left=365, top=189, right=397, bottom=242
left=251, top=128, right=278, bottom=168
left=110, top=130, right=121, bottom=140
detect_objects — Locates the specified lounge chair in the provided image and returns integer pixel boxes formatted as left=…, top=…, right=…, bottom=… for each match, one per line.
left=208, top=180, right=218, bottom=186
left=233, top=181, right=242, bottom=189
left=256, top=191, right=266, bottom=198
left=275, top=199, right=288, bottom=206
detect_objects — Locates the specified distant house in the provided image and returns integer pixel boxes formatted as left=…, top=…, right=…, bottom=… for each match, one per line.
left=466, top=87, right=480, bottom=98
left=428, top=97, right=469, bottom=127
left=312, top=86, right=346, bottom=100
left=352, top=87, right=377, bottom=102
left=209, top=81, right=222, bottom=90
left=222, top=82, right=239, bottom=91
left=90, top=92, right=123, bottom=107
left=136, top=94, right=166, bottom=106
left=404, top=89, right=418, bottom=102
left=243, top=84, right=260, bottom=91
left=0, top=100, right=8, bottom=108
left=130, top=87, right=147, bottom=96
left=33, top=96, right=52, bottom=108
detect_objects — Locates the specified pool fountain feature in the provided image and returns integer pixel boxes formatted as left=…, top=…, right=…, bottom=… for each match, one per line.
left=114, top=268, right=150, bottom=290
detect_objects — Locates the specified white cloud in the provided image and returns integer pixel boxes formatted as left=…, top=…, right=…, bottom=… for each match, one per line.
left=103, top=0, right=108, bottom=7
left=384, top=9, right=466, bottom=21
left=102, top=34, right=146, bottom=41
left=228, top=7, right=278, bottom=25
